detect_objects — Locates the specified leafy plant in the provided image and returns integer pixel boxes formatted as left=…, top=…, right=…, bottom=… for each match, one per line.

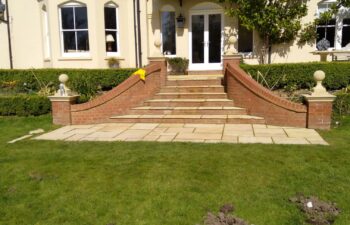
left=219, top=0, right=309, bottom=64
left=167, top=57, right=189, bottom=75
left=107, top=57, right=120, bottom=68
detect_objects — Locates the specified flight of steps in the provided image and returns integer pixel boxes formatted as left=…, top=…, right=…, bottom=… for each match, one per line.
left=110, top=75, right=265, bottom=124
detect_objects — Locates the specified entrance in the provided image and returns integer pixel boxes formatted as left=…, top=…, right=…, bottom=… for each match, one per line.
left=189, top=12, right=223, bottom=71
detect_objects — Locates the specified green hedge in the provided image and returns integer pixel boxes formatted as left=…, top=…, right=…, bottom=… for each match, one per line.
left=333, top=93, right=350, bottom=116
left=241, top=62, right=350, bottom=91
left=0, top=95, right=51, bottom=116
left=0, top=68, right=137, bottom=99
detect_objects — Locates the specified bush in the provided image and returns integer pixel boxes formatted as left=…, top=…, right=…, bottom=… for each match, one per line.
left=333, top=92, right=350, bottom=116
left=0, top=95, right=51, bottom=116
left=0, top=68, right=137, bottom=99
left=167, top=57, right=189, bottom=75
left=241, top=62, right=350, bottom=91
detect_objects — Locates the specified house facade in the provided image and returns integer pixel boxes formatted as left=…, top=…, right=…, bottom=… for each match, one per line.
left=0, top=0, right=349, bottom=70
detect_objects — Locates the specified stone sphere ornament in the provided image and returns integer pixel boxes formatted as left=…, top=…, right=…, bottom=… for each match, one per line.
left=59, top=74, right=69, bottom=84
left=313, top=70, right=325, bottom=82
left=228, top=36, right=238, bottom=45
left=312, top=70, right=327, bottom=96
left=153, top=38, right=163, bottom=56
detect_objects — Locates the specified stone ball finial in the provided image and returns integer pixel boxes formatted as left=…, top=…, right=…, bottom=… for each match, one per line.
left=228, top=36, right=237, bottom=45
left=314, top=70, right=325, bottom=82
left=154, top=38, right=161, bottom=48
left=59, top=74, right=69, bottom=84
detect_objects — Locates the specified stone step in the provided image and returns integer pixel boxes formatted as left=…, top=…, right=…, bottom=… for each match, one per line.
left=129, top=106, right=247, bottom=115
left=167, top=75, right=223, bottom=80
left=160, top=85, right=225, bottom=93
left=143, top=99, right=234, bottom=107
left=166, top=79, right=222, bottom=86
left=154, top=92, right=227, bottom=99
left=110, top=114, right=265, bottom=124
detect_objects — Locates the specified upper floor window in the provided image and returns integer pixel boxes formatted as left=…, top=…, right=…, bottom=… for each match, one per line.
left=104, top=3, right=119, bottom=55
left=59, top=2, right=89, bottom=56
left=316, top=19, right=336, bottom=48
left=238, top=21, right=253, bottom=53
left=161, top=11, right=176, bottom=55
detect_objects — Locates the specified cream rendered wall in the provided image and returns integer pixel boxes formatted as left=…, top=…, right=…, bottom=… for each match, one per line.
left=149, top=0, right=326, bottom=65
left=0, top=19, right=10, bottom=68
left=47, top=0, right=137, bottom=69
left=0, top=0, right=44, bottom=69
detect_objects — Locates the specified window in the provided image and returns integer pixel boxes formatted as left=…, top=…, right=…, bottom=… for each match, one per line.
left=59, top=3, right=89, bottom=56
left=161, top=11, right=176, bottom=55
left=238, top=22, right=253, bottom=53
left=342, top=18, right=350, bottom=47
left=316, top=19, right=336, bottom=48
left=104, top=3, right=119, bottom=55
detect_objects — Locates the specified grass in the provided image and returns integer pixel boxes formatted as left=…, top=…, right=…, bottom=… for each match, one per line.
left=0, top=115, right=350, bottom=225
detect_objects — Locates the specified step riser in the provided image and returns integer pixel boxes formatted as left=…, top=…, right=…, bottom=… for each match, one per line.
left=144, top=101, right=234, bottom=107
left=161, top=87, right=225, bottom=93
left=154, top=94, right=227, bottom=99
left=166, top=80, right=222, bottom=86
left=110, top=118, right=265, bottom=124
left=128, top=109, right=247, bottom=115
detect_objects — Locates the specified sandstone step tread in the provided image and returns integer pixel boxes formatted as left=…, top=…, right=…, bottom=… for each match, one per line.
left=167, top=75, right=223, bottom=80
left=111, top=114, right=264, bottom=120
left=164, top=85, right=223, bottom=88
left=146, top=99, right=233, bottom=102
left=156, top=92, right=225, bottom=95
left=133, top=106, right=245, bottom=110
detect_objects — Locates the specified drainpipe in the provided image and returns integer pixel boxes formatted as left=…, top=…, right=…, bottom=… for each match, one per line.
left=1, top=0, right=13, bottom=69
left=136, top=0, right=142, bottom=67
left=133, top=0, right=142, bottom=68
left=133, top=0, right=138, bottom=67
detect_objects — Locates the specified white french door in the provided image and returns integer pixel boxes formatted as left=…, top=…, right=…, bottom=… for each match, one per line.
left=189, top=11, right=223, bottom=71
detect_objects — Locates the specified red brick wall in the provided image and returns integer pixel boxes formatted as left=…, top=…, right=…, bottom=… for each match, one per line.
left=51, top=101, right=73, bottom=125
left=306, top=101, right=333, bottom=130
left=225, top=63, right=308, bottom=128
left=48, top=60, right=167, bottom=125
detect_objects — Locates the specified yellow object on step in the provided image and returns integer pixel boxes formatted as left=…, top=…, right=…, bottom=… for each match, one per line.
left=133, top=69, right=147, bottom=81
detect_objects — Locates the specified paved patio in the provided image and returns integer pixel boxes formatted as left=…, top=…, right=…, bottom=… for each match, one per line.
left=34, top=123, right=328, bottom=145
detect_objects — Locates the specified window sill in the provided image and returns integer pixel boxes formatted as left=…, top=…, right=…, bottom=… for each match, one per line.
left=104, top=56, right=125, bottom=60
left=58, top=57, right=93, bottom=61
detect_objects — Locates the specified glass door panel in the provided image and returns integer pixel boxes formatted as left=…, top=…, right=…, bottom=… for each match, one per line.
left=191, top=15, right=205, bottom=63
left=208, top=14, right=221, bottom=63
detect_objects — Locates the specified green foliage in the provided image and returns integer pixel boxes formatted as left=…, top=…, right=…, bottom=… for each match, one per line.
left=167, top=57, right=189, bottom=75
left=333, top=86, right=350, bottom=116
left=0, top=95, right=51, bottom=116
left=241, top=62, right=350, bottom=91
left=0, top=68, right=136, bottom=99
left=219, top=0, right=309, bottom=63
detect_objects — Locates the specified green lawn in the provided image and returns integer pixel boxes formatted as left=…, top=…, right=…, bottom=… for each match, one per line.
left=0, top=115, right=350, bottom=225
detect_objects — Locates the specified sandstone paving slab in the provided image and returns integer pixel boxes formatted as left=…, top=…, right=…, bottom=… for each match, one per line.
left=176, top=132, right=222, bottom=140
left=239, top=136, right=273, bottom=144
left=130, top=123, right=159, bottom=130
left=254, top=128, right=287, bottom=137
left=157, top=123, right=184, bottom=128
left=272, top=137, right=310, bottom=145
left=34, top=123, right=327, bottom=145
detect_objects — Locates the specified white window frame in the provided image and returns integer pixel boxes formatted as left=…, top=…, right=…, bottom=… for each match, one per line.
left=105, top=3, right=120, bottom=57
left=59, top=2, right=90, bottom=57
left=160, top=10, right=177, bottom=57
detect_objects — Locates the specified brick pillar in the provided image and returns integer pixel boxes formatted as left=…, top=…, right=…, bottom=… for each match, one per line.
left=304, top=96, right=335, bottom=130
left=49, top=96, right=79, bottom=125
left=222, top=54, right=242, bottom=70
left=148, top=56, right=167, bottom=87
left=303, top=70, right=336, bottom=130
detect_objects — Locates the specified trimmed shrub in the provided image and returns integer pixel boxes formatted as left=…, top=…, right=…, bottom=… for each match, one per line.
left=0, top=95, right=51, bottom=116
left=241, top=62, right=350, bottom=91
left=0, top=68, right=137, bottom=98
left=333, top=93, right=350, bottom=116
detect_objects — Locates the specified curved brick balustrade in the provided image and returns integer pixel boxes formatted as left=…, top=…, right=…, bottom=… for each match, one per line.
left=49, top=59, right=167, bottom=125
left=70, top=60, right=167, bottom=124
left=224, top=63, right=308, bottom=128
